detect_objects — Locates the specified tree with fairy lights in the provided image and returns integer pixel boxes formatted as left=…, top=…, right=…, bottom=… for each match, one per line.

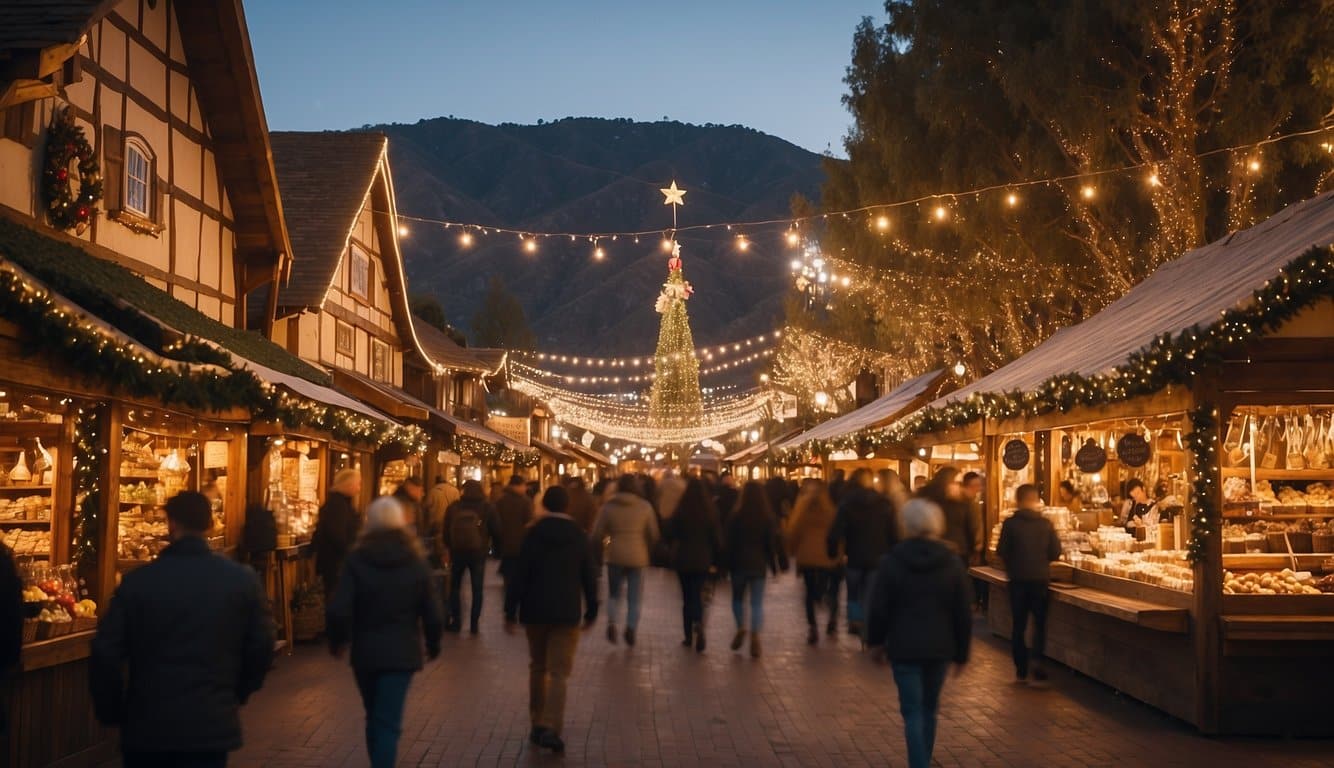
left=648, top=182, right=703, bottom=432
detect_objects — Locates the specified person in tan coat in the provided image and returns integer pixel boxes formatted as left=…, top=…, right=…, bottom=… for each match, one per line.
left=787, top=478, right=842, bottom=644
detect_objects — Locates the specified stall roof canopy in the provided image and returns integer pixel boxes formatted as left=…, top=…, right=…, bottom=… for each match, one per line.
left=776, top=370, right=946, bottom=449
left=926, top=191, right=1334, bottom=411
left=230, top=357, right=396, bottom=425
left=0, top=215, right=330, bottom=386
left=333, top=370, right=525, bottom=452
left=413, top=317, right=507, bottom=376
left=564, top=441, right=612, bottom=466
left=532, top=438, right=576, bottom=462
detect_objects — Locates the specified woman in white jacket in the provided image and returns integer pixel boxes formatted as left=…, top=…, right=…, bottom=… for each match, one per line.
left=592, top=474, right=659, bottom=646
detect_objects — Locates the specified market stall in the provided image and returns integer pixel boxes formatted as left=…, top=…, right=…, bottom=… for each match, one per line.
left=894, top=193, right=1334, bottom=735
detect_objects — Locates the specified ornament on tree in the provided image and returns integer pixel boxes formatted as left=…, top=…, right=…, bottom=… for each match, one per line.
left=668, top=241, right=683, bottom=271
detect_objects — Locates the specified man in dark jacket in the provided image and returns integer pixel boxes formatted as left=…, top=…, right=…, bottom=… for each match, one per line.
left=996, top=484, right=1063, bottom=686
left=827, top=468, right=896, bottom=637
left=867, top=498, right=972, bottom=768
left=392, top=477, right=428, bottom=557
left=314, top=468, right=362, bottom=599
left=0, top=541, right=20, bottom=736
left=492, top=475, right=534, bottom=613
left=91, top=491, right=274, bottom=767
left=443, top=480, right=494, bottom=634
left=507, top=487, right=598, bottom=754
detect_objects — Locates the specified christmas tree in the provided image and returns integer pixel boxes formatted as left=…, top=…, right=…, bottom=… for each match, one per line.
left=649, top=241, right=703, bottom=428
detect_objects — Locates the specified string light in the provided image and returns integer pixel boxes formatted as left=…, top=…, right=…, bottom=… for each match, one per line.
left=786, top=230, right=800, bottom=246
left=1080, top=184, right=1097, bottom=200
left=375, top=125, right=1333, bottom=244
left=523, top=238, right=537, bottom=253
left=933, top=204, right=949, bottom=222
left=736, top=235, right=750, bottom=251
left=1005, top=192, right=1019, bottom=207
left=517, top=329, right=781, bottom=368
left=397, top=224, right=410, bottom=237
left=593, top=245, right=605, bottom=260
left=459, top=231, right=473, bottom=247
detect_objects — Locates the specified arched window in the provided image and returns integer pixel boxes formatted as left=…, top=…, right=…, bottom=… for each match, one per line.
left=123, top=138, right=153, bottom=218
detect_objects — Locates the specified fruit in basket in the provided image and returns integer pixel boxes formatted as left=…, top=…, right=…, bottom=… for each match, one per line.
left=1223, top=568, right=1322, bottom=595
left=73, top=599, right=97, bottom=617
left=22, top=586, right=48, bottom=602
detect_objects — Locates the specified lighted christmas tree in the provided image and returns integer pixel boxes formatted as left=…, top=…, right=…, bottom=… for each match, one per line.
left=649, top=182, right=703, bottom=429
left=649, top=243, right=703, bottom=427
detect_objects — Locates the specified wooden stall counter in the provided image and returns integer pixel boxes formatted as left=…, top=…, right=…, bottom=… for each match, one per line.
left=5, top=632, right=114, bottom=767
left=972, top=565, right=1197, bottom=725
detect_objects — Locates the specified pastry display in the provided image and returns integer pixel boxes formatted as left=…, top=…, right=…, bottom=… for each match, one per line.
left=0, top=496, right=52, bottom=520
left=2, top=528, right=50, bottom=556
left=1224, top=568, right=1323, bottom=595
left=1070, top=549, right=1194, bottom=592
left=118, top=505, right=169, bottom=561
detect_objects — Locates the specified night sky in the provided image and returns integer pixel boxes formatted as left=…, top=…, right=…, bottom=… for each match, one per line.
left=246, top=0, right=883, bottom=155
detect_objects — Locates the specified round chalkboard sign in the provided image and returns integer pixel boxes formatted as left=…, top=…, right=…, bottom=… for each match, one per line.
left=1075, top=438, right=1108, bottom=473
left=1116, top=433, right=1151, bottom=468
left=1002, top=439, right=1030, bottom=470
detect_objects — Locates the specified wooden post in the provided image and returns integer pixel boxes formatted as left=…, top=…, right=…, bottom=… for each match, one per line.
left=1194, top=383, right=1221, bottom=734
left=95, top=405, right=122, bottom=607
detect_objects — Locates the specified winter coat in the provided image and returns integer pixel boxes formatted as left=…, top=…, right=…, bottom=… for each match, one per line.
left=511, top=514, right=599, bottom=626
left=787, top=493, right=839, bottom=570
left=326, top=529, right=443, bottom=673
left=867, top=538, right=973, bottom=664
left=90, top=536, right=274, bottom=753
left=566, top=490, right=599, bottom=534
left=443, top=497, right=495, bottom=557
left=997, top=507, right=1062, bottom=582
left=666, top=503, right=723, bottom=574
left=593, top=492, right=660, bottom=568
left=313, top=490, right=359, bottom=588
left=942, top=496, right=985, bottom=565
left=492, top=488, right=534, bottom=559
left=656, top=474, right=687, bottom=520
left=725, top=514, right=781, bottom=577
left=715, top=485, right=739, bottom=524
left=0, top=542, right=20, bottom=675
left=827, top=486, right=896, bottom=570
left=423, top=482, right=460, bottom=529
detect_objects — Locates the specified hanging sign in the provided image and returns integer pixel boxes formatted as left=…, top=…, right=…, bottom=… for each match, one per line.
left=202, top=441, right=229, bottom=469
left=1075, top=438, right=1108, bottom=473
left=1002, top=439, right=1031, bottom=471
left=1116, top=433, right=1152, bottom=468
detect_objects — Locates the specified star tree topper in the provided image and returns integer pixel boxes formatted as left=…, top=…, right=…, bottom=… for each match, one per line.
left=660, top=180, right=686, bottom=207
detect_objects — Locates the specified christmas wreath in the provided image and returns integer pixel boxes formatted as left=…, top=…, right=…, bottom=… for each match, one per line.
left=43, top=107, right=103, bottom=233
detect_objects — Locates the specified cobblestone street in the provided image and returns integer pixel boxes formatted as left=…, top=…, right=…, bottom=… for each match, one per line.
left=225, top=569, right=1330, bottom=767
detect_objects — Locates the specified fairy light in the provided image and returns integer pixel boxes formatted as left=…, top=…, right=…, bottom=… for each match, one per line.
left=459, top=231, right=473, bottom=247
left=1005, top=192, right=1019, bottom=207
left=933, top=204, right=949, bottom=222
left=523, top=238, right=538, bottom=253
left=786, top=230, right=800, bottom=246
left=1247, top=157, right=1261, bottom=173
left=593, top=245, right=605, bottom=261
left=875, top=215, right=890, bottom=231
left=397, top=223, right=410, bottom=237
left=1080, top=184, right=1096, bottom=200
left=736, top=235, right=750, bottom=251
left=661, top=237, right=674, bottom=252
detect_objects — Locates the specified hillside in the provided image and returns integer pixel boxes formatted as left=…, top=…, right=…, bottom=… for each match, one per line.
left=371, top=117, right=826, bottom=356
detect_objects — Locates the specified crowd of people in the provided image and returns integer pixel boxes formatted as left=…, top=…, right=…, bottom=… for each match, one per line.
left=21, top=463, right=1066, bottom=768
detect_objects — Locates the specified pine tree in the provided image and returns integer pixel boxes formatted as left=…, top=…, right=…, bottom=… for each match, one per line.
left=648, top=245, right=703, bottom=428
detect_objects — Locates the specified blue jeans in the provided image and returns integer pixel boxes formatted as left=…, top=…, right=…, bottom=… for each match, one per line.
left=891, top=660, right=949, bottom=768
left=845, top=567, right=871, bottom=625
left=606, top=564, right=644, bottom=629
left=730, top=572, right=766, bottom=631
left=354, top=669, right=414, bottom=768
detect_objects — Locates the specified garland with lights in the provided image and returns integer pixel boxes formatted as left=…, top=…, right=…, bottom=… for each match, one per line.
left=0, top=263, right=430, bottom=454
left=43, top=108, right=103, bottom=233
left=1184, top=405, right=1220, bottom=564
left=71, top=403, right=108, bottom=577
left=450, top=433, right=538, bottom=466
left=517, top=329, right=782, bottom=369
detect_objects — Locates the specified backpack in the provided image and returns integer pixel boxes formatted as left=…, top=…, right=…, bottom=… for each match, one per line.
left=449, top=504, right=485, bottom=553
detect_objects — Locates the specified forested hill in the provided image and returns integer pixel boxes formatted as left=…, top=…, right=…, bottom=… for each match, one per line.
left=370, top=116, right=826, bottom=354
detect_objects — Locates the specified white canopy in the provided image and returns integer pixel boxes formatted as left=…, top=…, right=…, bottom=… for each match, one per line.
left=776, top=369, right=945, bottom=449
left=925, top=191, right=1334, bottom=411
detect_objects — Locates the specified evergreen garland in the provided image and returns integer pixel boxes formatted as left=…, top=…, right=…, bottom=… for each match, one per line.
left=71, top=403, right=107, bottom=579
left=42, top=108, right=103, bottom=233
left=1184, top=405, right=1221, bottom=564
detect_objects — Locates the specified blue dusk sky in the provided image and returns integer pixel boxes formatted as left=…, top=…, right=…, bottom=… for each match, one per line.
left=246, top=1, right=884, bottom=155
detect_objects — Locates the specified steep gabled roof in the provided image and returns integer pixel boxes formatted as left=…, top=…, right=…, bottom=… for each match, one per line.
left=0, top=0, right=118, bottom=49
left=269, top=131, right=387, bottom=311
left=414, top=316, right=508, bottom=376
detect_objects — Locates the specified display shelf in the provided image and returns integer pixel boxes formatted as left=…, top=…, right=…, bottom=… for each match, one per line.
left=0, top=520, right=51, bottom=527
left=1222, top=512, right=1334, bottom=520
left=1221, top=468, right=1334, bottom=481
left=0, top=486, right=52, bottom=492
left=119, top=471, right=161, bottom=479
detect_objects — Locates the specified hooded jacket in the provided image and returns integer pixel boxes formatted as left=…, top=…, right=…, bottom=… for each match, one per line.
left=326, top=529, right=443, bottom=673
left=787, top=492, right=839, bottom=570
left=313, top=490, right=359, bottom=588
left=492, top=487, right=533, bottom=559
left=90, top=536, right=274, bottom=753
left=593, top=492, right=660, bottom=568
left=827, top=485, right=897, bottom=570
left=997, top=507, right=1062, bottom=582
left=866, top=538, right=973, bottom=664
left=511, top=514, right=599, bottom=626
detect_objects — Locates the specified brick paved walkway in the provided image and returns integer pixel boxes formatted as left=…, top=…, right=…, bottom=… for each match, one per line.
left=224, top=568, right=1328, bottom=767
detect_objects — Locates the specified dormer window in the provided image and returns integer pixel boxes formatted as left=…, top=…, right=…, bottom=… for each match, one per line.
left=123, top=138, right=153, bottom=218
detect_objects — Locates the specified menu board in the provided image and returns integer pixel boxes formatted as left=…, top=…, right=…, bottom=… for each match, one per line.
left=1002, top=439, right=1031, bottom=470
left=203, top=440, right=229, bottom=469
left=298, top=455, right=320, bottom=502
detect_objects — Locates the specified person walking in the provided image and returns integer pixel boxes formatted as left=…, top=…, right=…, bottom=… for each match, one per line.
left=714, top=471, right=740, bottom=526
left=1, top=540, right=23, bottom=736
left=725, top=481, right=784, bottom=658
left=656, top=468, right=687, bottom=521
left=787, top=478, right=841, bottom=644
left=592, top=475, right=659, bottom=646
left=827, top=468, right=896, bottom=638
left=996, top=484, right=1062, bottom=686
left=493, top=475, right=534, bottom=620
left=564, top=476, right=599, bottom=534
left=665, top=477, right=723, bottom=652
left=314, top=468, right=362, bottom=599
left=867, top=498, right=973, bottom=768
left=507, top=487, right=599, bottom=754
left=91, top=492, right=274, bottom=767
left=327, top=496, right=443, bottom=768
left=393, top=476, right=428, bottom=553
left=443, top=480, right=494, bottom=634
left=921, top=467, right=983, bottom=568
